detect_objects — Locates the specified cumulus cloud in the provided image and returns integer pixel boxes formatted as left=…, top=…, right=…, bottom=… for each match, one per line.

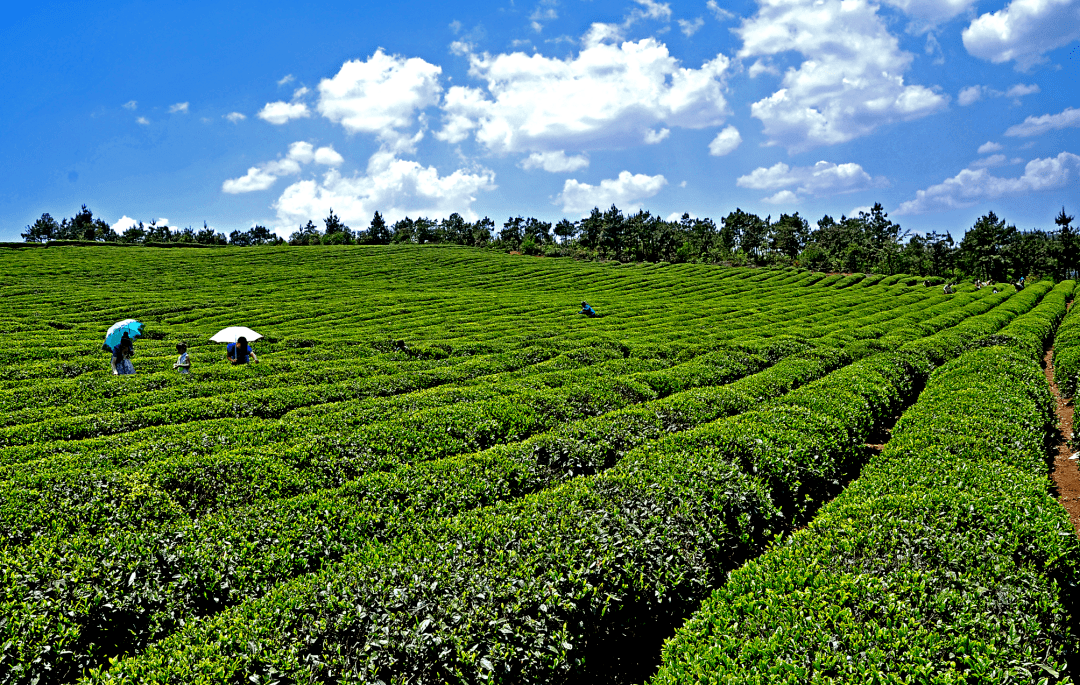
left=438, top=38, right=730, bottom=154
left=222, top=141, right=345, bottom=194
left=969, top=154, right=1009, bottom=168
left=557, top=171, right=667, bottom=214
left=879, top=0, right=979, bottom=30
left=763, top=190, right=799, bottom=204
left=708, top=125, right=742, bottom=156
left=168, top=102, right=189, bottom=114
left=678, top=17, right=704, bottom=36
left=706, top=0, right=736, bottom=20
left=520, top=151, right=590, bottom=172
left=978, top=141, right=1003, bottom=154
left=122, top=100, right=137, bottom=110
left=258, top=101, right=311, bottom=125
left=225, top=112, right=247, bottom=123
left=1005, top=107, right=1080, bottom=137
left=113, top=215, right=138, bottom=232
left=895, top=152, right=1080, bottom=214
left=136, top=116, right=149, bottom=125
left=737, top=0, right=947, bottom=153
left=736, top=160, right=888, bottom=199
left=273, top=150, right=496, bottom=227
left=958, top=82, right=1041, bottom=105
left=317, top=49, right=442, bottom=148
left=958, top=85, right=984, bottom=106
left=963, top=0, right=1080, bottom=71
left=644, top=127, right=671, bottom=143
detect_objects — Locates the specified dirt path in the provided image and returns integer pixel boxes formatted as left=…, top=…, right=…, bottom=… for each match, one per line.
left=1044, top=347, right=1080, bottom=534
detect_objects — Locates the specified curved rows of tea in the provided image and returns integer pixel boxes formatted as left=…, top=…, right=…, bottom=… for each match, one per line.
left=652, top=281, right=1078, bottom=683
left=0, top=245, right=1070, bottom=685
left=71, top=279, right=1053, bottom=684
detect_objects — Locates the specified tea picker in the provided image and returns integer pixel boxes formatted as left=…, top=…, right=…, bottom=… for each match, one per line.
left=579, top=301, right=598, bottom=317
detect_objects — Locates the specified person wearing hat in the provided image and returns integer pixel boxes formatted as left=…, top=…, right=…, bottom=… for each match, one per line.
left=579, top=301, right=598, bottom=317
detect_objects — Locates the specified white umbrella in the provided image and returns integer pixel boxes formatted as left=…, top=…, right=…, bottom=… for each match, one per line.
left=210, top=326, right=263, bottom=344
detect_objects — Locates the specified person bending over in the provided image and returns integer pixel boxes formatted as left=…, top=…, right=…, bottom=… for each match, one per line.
left=226, top=336, right=258, bottom=365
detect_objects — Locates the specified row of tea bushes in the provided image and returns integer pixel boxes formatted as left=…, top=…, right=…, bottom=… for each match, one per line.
left=1054, top=295, right=1080, bottom=397
left=650, top=351, right=1077, bottom=681
left=75, top=279, right=1047, bottom=684
left=0, top=280, right=1035, bottom=684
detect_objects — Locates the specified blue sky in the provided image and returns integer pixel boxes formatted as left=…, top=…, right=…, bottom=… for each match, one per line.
left=1, top=0, right=1077, bottom=241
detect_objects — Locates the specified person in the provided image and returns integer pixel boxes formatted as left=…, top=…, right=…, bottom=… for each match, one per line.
left=1016, top=276, right=1025, bottom=290
left=226, top=336, right=258, bottom=365
left=579, top=301, right=598, bottom=317
left=111, top=334, right=135, bottom=375
left=943, top=283, right=953, bottom=295
left=173, top=342, right=191, bottom=374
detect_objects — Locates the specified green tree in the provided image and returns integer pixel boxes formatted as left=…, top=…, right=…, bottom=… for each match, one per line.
left=470, top=217, right=494, bottom=246
left=367, top=211, right=391, bottom=245
left=600, top=204, right=624, bottom=259
left=22, top=213, right=60, bottom=242
left=391, top=217, right=415, bottom=244
left=500, top=216, right=524, bottom=248
left=769, top=212, right=810, bottom=259
left=289, top=220, right=322, bottom=246
left=554, top=219, right=577, bottom=244
left=440, top=213, right=469, bottom=244
left=959, top=211, right=1017, bottom=281
left=1056, top=207, right=1076, bottom=279
left=578, top=207, right=603, bottom=250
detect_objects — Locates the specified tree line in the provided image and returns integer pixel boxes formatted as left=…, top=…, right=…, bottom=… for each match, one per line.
left=21, top=203, right=1077, bottom=282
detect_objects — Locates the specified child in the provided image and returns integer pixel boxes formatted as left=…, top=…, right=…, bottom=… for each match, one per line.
left=173, top=342, right=191, bottom=374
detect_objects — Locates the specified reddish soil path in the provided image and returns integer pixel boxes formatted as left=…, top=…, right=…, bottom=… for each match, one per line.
left=1044, top=347, right=1080, bottom=534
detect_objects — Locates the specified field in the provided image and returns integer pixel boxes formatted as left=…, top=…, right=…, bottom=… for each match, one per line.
left=2, top=244, right=1078, bottom=684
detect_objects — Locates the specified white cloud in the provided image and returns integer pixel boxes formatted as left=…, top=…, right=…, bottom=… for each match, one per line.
left=737, top=160, right=888, bottom=199
left=168, top=102, right=189, bottom=114
left=679, top=17, right=704, bottom=36
left=748, top=58, right=779, bottom=77
left=763, top=190, right=799, bottom=204
left=113, top=215, right=138, bottom=232
left=225, top=112, right=247, bottom=123
left=963, top=0, right=1080, bottom=70
left=222, top=141, right=344, bottom=194
left=583, top=22, right=624, bottom=46
left=895, top=152, right=1080, bottom=214
left=314, top=146, right=345, bottom=166
left=258, top=101, right=311, bottom=125
left=978, top=141, right=1003, bottom=154
left=317, top=49, right=442, bottom=146
left=644, top=127, right=671, bottom=144
left=706, top=0, right=736, bottom=20
left=737, top=0, right=947, bottom=153
left=708, top=125, right=742, bottom=156
left=630, top=0, right=672, bottom=22
left=1006, top=83, right=1040, bottom=97
left=1004, top=107, right=1080, bottom=137
left=122, top=100, right=137, bottom=110
left=530, top=1, right=558, bottom=31
left=223, top=167, right=280, bottom=194
left=849, top=205, right=873, bottom=217
left=155, top=218, right=171, bottom=227
left=278, top=74, right=295, bottom=86
left=520, top=151, right=590, bottom=172
left=969, top=154, right=1008, bottom=168
left=273, top=150, right=496, bottom=227
left=557, top=170, right=667, bottom=214
left=958, top=85, right=984, bottom=106
left=880, top=0, right=979, bottom=30
left=959, top=82, right=1041, bottom=105
left=438, top=38, right=730, bottom=154
left=136, top=116, right=149, bottom=125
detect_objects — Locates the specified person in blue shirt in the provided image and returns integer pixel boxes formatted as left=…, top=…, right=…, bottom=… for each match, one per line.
left=579, top=301, right=598, bottom=317
left=226, top=336, right=259, bottom=365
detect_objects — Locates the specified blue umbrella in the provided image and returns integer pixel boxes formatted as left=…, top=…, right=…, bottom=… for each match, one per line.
left=104, top=319, right=143, bottom=350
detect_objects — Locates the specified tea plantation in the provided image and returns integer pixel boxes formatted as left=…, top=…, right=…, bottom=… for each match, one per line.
left=2, top=244, right=1078, bottom=684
